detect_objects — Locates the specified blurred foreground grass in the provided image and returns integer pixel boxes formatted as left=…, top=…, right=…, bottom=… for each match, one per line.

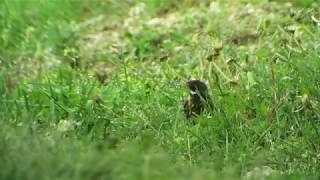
left=0, top=0, right=320, bottom=179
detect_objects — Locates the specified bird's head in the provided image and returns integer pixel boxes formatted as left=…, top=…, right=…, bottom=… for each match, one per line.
left=187, top=80, right=209, bottom=98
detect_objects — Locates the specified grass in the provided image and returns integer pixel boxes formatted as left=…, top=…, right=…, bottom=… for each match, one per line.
left=1, top=0, right=320, bottom=179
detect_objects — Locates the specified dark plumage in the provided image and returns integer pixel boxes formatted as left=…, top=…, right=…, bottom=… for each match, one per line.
left=183, top=80, right=213, bottom=119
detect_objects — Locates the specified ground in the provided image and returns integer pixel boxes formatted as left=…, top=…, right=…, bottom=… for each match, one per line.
left=0, top=0, right=320, bottom=179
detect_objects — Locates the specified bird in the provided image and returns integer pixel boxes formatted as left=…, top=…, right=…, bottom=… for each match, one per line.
left=183, top=80, right=213, bottom=119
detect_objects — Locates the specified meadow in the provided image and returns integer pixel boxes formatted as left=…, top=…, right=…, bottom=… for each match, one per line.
left=0, top=0, right=320, bottom=179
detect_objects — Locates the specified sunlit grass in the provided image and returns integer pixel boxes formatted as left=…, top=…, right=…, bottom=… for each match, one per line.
left=0, top=0, right=320, bottom=179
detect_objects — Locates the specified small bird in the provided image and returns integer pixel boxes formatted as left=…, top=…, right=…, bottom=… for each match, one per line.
left=183, top=80, right=213, bottom=119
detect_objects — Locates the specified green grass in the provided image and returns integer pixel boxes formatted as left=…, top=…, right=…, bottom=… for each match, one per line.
left=1, top=0, right=320, bottom=179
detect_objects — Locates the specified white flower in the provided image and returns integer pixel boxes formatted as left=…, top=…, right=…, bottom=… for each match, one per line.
left=57, top=120, right=75, bottom=132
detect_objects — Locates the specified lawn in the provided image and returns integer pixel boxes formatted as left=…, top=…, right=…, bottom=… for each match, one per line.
left=0, top=0, right=320, bottom=179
